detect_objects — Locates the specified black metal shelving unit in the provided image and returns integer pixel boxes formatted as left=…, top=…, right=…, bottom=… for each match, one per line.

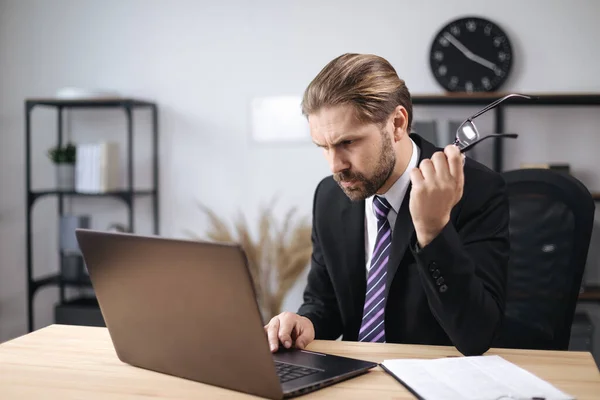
left=411, top=92, right=600, bottom=172
left=25, top=97, right=159, bottom=332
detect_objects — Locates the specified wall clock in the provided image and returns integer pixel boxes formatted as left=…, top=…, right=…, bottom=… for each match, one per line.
left=429, top=16, right=513, bottom=93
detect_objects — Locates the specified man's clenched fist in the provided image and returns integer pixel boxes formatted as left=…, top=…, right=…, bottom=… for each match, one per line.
left=409, top=144, right=465, bottom=247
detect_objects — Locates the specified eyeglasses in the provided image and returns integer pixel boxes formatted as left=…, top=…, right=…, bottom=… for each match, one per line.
left=454, top=93, right=537, bottom=153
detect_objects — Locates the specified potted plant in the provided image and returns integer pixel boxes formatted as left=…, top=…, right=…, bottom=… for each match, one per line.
left=48, top=142, right=76, bottom=190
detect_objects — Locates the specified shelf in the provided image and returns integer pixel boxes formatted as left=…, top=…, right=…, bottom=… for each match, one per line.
left=32, top=273, right=92, bottom=292
left=412, top=92, right=600, bottom=106
left=25, top=97, right=159, bottom=333
left=28, top=189, right=156, bottom=205
left=32, top=274, right=61, bottom=291
left=26, top=97, right=155, bottom=109
left=593, top=193, right=600, bottom=201
left=579, top=285, right=600, bottom=302
left=30, top=189, right=155, bottom=196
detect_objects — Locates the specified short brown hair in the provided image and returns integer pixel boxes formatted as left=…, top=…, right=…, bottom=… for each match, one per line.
left=301, top=53, right=413, bottom=132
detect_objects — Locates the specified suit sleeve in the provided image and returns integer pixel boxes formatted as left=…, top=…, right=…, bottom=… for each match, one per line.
left=410, top=172, right=509, bottom=356
left=297, top=181, right=343, bottom=340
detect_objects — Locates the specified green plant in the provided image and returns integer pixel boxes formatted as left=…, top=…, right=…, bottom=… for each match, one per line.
left=47, top=142, right=76, bottom=164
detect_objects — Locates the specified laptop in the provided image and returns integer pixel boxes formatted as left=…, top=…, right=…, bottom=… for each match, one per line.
left=75, top=229, right=377, bottom=399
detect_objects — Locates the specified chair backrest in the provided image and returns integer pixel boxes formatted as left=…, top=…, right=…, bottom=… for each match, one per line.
left=494, top=168, right=595, bottom=350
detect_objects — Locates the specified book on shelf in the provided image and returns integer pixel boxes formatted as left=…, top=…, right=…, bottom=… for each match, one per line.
left=75, top=142, right=120, bottom=193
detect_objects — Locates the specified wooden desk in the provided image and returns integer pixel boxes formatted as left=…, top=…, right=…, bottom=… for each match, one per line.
left=1, top=325, right=599, bottom=399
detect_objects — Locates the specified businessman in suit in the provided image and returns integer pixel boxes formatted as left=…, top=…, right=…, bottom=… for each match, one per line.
left=264, top=53, right=509, bottom=356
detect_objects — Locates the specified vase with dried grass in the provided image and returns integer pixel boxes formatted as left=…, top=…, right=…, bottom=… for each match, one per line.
left=186, top=200, right=312, bottom=323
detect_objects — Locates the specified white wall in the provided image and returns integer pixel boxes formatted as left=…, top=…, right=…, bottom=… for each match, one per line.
left=1, top=0, right=600, bottom=343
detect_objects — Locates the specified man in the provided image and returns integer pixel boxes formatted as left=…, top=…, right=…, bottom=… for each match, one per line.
left=264, top=53, right=509, bottom=356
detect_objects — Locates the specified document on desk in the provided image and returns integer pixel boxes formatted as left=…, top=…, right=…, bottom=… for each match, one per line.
left=380, top=355, right=574, bottom=400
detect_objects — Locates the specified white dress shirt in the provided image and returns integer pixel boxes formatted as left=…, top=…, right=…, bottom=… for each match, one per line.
left=365, top=138, right=420, bottom=272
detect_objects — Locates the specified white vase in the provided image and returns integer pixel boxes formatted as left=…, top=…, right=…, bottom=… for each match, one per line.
left=56, top=164, right=75, bottom=191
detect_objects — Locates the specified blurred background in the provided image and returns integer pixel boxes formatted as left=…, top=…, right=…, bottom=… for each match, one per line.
left=1, top=0, right=599, bottom=364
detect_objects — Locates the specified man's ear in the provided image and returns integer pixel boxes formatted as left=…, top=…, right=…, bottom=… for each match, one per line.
left=391, top=105, right=409, bottom=142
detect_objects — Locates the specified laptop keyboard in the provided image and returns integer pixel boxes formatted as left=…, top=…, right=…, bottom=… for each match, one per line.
left=275, top=361, right=321, bottom=383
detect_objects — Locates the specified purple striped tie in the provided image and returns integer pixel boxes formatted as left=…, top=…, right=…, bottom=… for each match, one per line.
left=358, top=195, right=392, bottom=343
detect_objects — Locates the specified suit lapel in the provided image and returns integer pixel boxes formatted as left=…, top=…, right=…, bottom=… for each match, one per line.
left=385, top=188, right=414, bottom=297
left=341, top=198, right=367, bottom=324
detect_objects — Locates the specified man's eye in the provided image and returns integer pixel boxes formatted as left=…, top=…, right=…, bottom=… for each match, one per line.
left=342, top=140, right=354, bottom=146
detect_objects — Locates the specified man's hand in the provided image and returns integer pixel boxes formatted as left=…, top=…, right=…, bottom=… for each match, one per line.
left=409, top=145, right=465, bottom=247
left=264, top=312, right=315, bottom=353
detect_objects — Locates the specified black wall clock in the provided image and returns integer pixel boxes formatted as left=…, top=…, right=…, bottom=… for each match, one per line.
left=429, top=16, right=513, bottom=93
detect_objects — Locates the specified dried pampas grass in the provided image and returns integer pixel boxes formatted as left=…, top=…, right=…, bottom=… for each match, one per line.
left=187, top=199, right=312, bottom=321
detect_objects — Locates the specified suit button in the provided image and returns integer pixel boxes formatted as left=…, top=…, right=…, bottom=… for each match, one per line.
left=436, top=277, right=444, bottom=286
left=439, top=284, right=448, bottom=293
left=429, top=262, right=437, bottom=272
left=432, top=269, right=440, bottom=279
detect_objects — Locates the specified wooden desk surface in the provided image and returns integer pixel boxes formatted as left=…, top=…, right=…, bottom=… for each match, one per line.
left=1, top=324, right=599, bottom=399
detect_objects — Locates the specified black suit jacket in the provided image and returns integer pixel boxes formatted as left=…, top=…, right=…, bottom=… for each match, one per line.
left=297, top=134, right=509, bottom=356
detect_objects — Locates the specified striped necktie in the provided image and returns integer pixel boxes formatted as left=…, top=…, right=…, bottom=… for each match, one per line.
left=358, top=195, right=392, bottom=343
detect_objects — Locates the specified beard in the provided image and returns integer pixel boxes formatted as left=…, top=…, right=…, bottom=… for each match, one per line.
left=333, top=130, right=396, bottom=201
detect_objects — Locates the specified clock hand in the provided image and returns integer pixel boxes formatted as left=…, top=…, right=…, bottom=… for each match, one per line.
left=443, top=32, right=473, bottom=58
left=468, top=53, right=498, bottom=71
left=442, top=32, right=499, bottom=72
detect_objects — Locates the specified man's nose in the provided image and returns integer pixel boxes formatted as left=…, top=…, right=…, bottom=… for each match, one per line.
left=328, top=149, right=349, bottom=174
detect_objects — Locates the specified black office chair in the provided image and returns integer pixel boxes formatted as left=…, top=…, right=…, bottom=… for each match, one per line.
left=493, top=168, right=596, bottom=350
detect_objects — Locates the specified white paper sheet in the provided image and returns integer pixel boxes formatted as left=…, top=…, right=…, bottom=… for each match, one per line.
left=381, top=355, right=573, bottom=400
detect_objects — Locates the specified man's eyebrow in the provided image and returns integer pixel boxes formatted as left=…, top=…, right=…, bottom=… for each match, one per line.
left=313, top=136, right=357, bottom=148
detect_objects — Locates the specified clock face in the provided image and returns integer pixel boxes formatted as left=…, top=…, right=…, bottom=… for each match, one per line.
left=429, top=17, right=513, bottom=93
